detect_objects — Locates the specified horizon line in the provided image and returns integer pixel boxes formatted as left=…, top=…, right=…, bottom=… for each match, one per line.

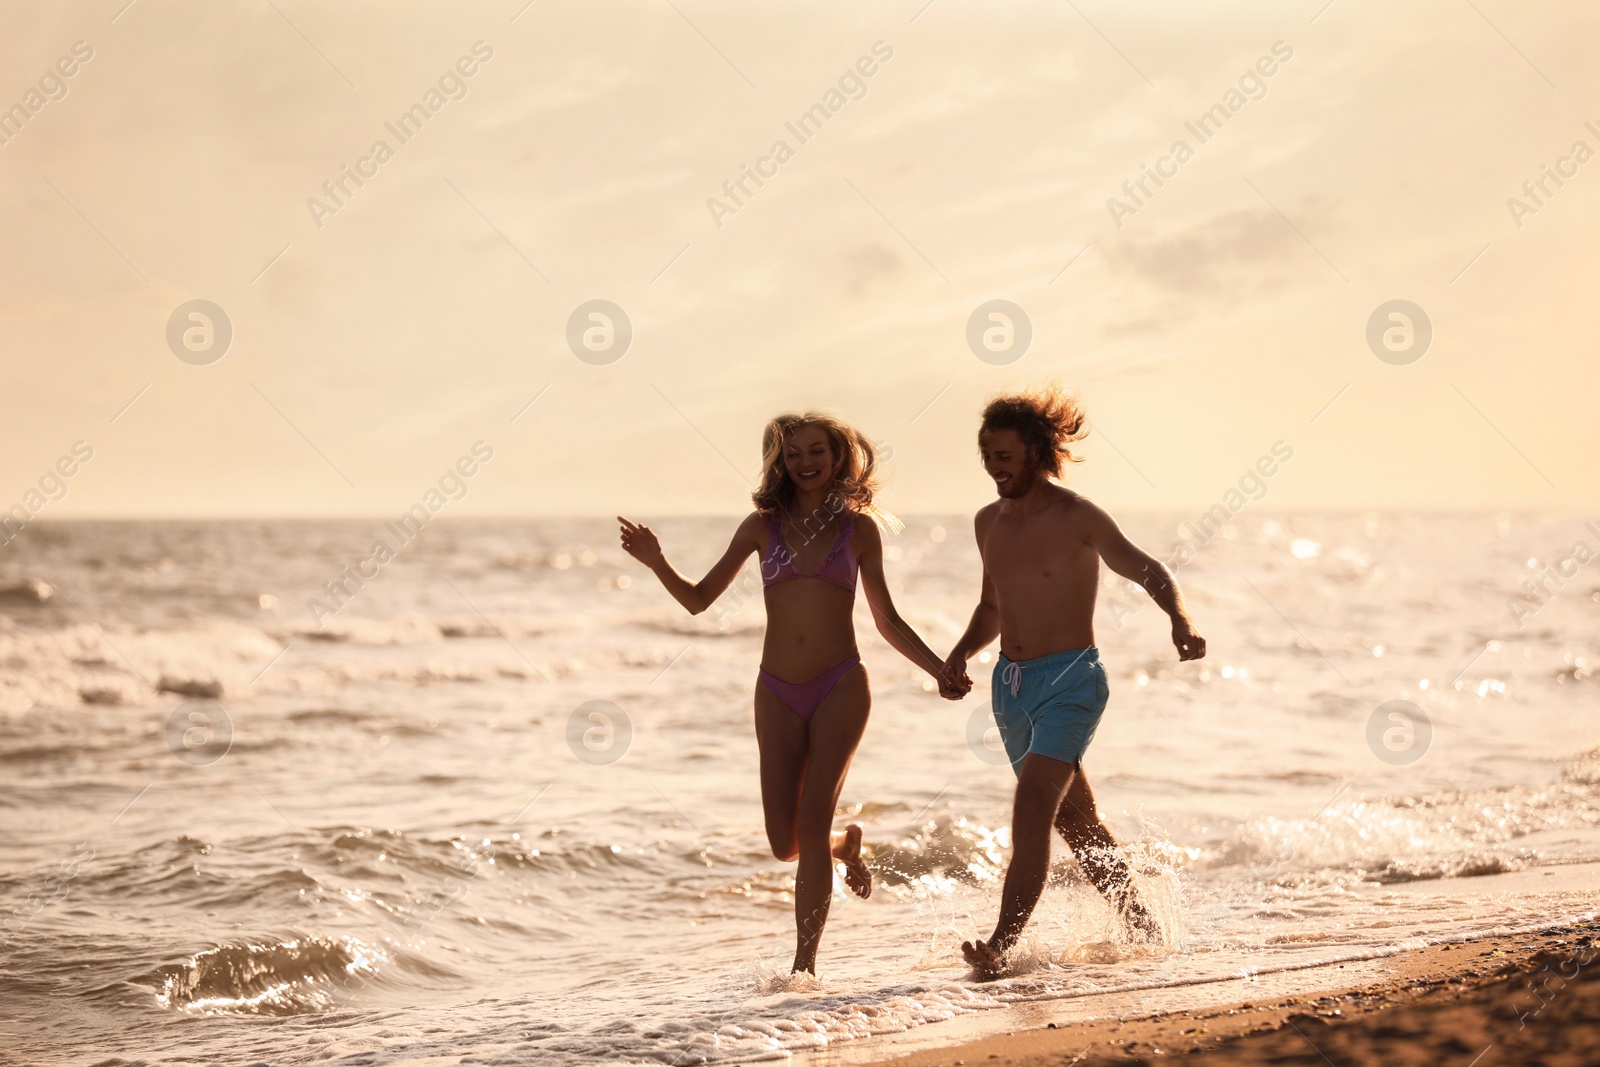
left=7, top=506, right=1593, bottom=523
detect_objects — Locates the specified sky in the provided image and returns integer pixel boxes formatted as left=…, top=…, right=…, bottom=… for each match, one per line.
left=2, top=0, right=1597, bottom=518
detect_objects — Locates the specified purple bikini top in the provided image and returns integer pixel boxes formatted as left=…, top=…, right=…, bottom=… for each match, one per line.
left=761, top=511, right=857, bottom=592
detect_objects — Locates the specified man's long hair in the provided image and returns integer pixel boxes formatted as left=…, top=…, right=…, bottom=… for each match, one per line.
left=979, top=384, right=1089, bottom=477
left=752, top=412, right=900, bottom=531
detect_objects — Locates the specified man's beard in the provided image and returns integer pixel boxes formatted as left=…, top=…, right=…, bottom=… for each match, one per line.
left=996, top=462, right=1043, bottom=498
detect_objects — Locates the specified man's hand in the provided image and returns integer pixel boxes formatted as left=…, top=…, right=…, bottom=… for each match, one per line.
left=617, top=516, right=664, bottom=568
left=1172, top=619, right=1206, bottom=661
left=937, top=653, right=973, bottom=700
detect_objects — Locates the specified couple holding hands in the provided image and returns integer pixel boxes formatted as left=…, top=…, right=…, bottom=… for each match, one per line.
left=618, top=385, right=1205, bottom=978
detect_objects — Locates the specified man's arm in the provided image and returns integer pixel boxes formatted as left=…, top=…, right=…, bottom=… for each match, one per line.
left=1085, top=503, right=1206, bottom=661
left=950, top=567, right=1001, bottom=663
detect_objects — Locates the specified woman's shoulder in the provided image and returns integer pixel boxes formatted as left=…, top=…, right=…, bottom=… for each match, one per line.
left=845, top=508, right=883, bottom=546
left=738, top=509, right=776, bottom=539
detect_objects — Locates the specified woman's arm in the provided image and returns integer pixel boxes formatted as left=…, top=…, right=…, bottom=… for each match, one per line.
left=618, top=512, right=762, bottom=615
left=855, top=519, right=970, bottom=696
left=948, top=511, right=1001, bottom=665
left=947, top=567, right=1000, bottom=678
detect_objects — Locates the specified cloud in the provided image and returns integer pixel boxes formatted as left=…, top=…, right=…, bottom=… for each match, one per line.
left=1105, top=207, right=1307, bottom=299
left=836, top=243, right=902, bottom=296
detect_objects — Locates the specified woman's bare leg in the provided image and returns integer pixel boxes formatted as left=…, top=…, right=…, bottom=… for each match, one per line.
left=832, top=823, right=871, bottom=898
left=753, top=681, right=809, bottom=863
left=788, top=665, right=870, bottom=974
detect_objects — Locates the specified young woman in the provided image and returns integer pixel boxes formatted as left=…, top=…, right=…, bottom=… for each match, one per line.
left=618, top=412, right=967, bottom=974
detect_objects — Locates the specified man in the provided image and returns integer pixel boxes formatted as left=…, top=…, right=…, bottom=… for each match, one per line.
left=944, top=385, right=1205, bottom=978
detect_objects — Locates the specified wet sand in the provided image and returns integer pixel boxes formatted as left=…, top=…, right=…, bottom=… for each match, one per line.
left=839, top=920, right=1599, bottom=1067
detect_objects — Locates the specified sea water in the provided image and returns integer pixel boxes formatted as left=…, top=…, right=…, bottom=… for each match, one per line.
left=1, top=514, right=1596, bottom=1065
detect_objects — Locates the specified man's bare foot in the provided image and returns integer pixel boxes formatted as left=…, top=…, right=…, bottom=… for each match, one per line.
left=833, top=823, right=872, bottom=899
left=1125, top=901, right=1161, bottom=941
left=960, top=938, right=1008, bottom=980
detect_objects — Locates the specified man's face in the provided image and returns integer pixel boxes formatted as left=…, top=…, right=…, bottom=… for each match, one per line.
left=980, top=428, right=1040, bottom=498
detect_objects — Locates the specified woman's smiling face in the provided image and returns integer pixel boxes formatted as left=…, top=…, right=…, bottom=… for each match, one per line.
left=783, top=424, right=837, bottom=494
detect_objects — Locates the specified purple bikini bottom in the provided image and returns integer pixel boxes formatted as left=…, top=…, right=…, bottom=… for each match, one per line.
left=758, top=655, right=861, bottom=722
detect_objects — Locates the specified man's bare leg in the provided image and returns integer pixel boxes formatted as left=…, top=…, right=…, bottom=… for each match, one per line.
left=962, top=753, right=1078, bottom=979
left=1054, top=771, right=1159, bottom=938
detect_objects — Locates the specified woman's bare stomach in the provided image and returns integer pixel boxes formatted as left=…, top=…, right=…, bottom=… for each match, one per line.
left=760, top=586, right=860, bottom=682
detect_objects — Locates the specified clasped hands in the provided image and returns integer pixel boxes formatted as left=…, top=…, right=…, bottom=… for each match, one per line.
left=935, top=654, right=973, bottom=701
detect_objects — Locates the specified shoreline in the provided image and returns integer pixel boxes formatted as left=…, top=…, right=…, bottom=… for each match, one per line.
left=806, top=919, right=1599, bottom=1067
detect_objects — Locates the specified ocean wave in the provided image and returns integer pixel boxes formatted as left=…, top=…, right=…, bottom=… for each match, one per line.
left=294, top=610, right=612, bottom=646
left=1365, top=852, right=1527, bottom=884
left=438, top=614, right=561, bottom=639
left=0, top=578, right=54, bottom=603
left=866, top=815, right=1008, bottom=889
left=286, top=706, right=377, bottom=725
left=0, top=619, right=281, bottom=713
left=262, top=825, right=684, bottom=890
left=638, top=614, right=766, bottom=639
left=142, top=934, right=393, bottom=1015
left=1563, top=746, right=1600, bottom=785
left=293, top=612, right=444, bottom=646
left=1192, top=763, right=1600, bottom=883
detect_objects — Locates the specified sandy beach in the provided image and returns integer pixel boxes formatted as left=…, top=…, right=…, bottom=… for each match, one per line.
left=836, top=928, right=1599, bottom=1066
left=821, top=874, right=1600, bottom=1067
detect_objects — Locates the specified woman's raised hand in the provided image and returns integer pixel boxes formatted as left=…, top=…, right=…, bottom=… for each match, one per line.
left=617, top=516, right=664, bottom=568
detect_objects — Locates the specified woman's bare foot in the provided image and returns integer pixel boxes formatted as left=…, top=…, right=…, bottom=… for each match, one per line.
left=832, top=824, right=872, bottom=899
left=960, top=938, right=1008, bottom=981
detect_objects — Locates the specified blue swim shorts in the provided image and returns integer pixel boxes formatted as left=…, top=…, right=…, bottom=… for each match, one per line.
left=991, top=647, right=1109, bottom=775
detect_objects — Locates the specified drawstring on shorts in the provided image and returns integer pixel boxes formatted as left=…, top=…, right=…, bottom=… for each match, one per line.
left=1001, top=660, right=1022, bottom=699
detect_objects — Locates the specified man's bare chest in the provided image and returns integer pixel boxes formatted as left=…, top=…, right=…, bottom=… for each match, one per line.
left=982, top=523, right=1096, bottom=587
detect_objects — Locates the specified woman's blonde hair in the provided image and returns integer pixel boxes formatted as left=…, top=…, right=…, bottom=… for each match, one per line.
left=752, top=412, right=900, bottom=532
